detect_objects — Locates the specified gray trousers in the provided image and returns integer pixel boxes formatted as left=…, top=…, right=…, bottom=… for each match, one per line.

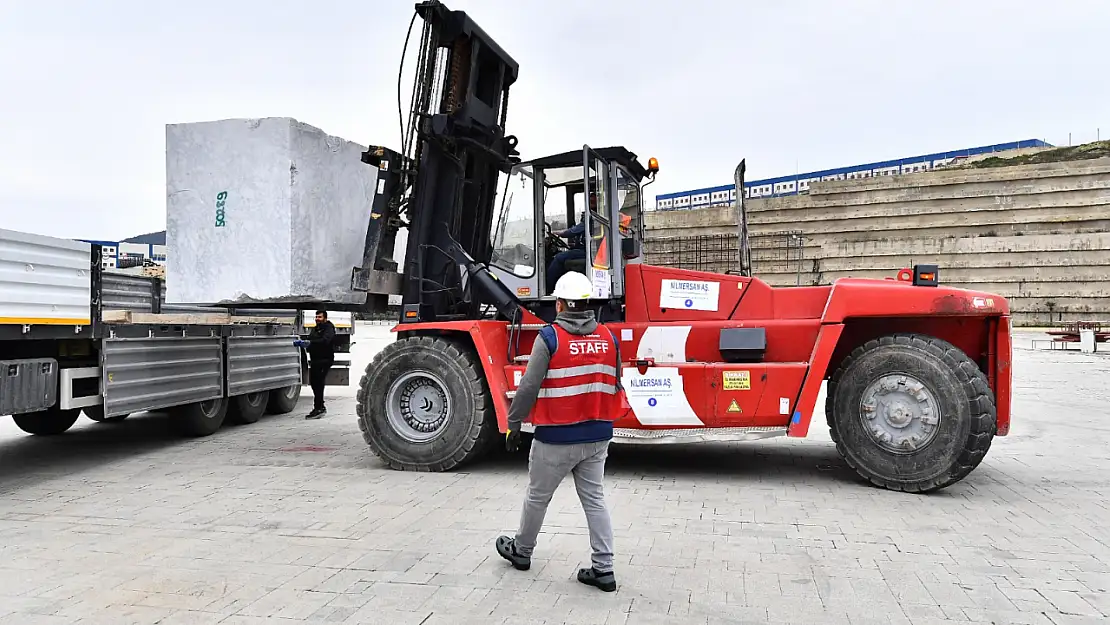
left=514, top=439, right=614, bottom=573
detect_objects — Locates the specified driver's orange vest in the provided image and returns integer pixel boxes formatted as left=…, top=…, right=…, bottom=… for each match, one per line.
left=529, top=324, right=626, bottom=427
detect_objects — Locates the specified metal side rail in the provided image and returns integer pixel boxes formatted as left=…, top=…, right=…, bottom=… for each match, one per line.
left=612, top=426, right=786, bottom=444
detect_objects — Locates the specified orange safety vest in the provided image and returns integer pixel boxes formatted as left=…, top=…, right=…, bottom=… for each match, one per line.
left=529, top=324, right=626, bottom=427
left=591, top=213, right=632, bottom=268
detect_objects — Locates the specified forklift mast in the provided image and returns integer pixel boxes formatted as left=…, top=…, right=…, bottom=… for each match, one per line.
left=353, top=0, right=523, bottom=323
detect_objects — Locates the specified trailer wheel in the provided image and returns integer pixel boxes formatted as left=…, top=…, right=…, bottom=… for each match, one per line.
left=83, top=406, right=129, bottom=423
left=227, top=392, right=270, bottom=425
left=12, top=406, right=81, bottom=436
left=826, top=333, right=996, bottom=493
left=170, top=397, right=229, bottom=437
left=266, top=384, right=302, bottom=415
left=357, top=336, right=496, bottom=471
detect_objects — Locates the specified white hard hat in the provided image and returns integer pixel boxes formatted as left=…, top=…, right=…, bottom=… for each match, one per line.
left=553, top=272, right=593, bottom=301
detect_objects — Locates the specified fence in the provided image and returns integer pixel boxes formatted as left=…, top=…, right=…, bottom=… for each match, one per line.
left=643, top=230, right=807, bottom=283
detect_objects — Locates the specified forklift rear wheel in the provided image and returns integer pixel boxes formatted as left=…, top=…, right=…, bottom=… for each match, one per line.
left=170, top=397, right=229, bottom=437
left=227, top=392, right=270, bottom=425
left=83, top=405, right=130, bottom=423
left=266, top=384, right=302, bottom=415
left=357, top=336, right=496, bottom=471
left=826, top=333, right=995, bottom=493
left=12, top=406, right=81, bottom=436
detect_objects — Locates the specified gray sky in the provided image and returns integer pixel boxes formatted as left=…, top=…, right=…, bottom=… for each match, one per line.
left=2, top=0, right=1107, bottom=241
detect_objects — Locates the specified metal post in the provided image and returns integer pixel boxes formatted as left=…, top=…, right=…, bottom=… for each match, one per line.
left=794, top=234, right=802, bottom=286
left=734, top=160, right=751, bottom=277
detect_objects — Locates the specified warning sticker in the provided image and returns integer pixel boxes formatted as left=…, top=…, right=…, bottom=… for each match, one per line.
left=722, top=371, right=750, bottom=390
left=659, top=279, right=720, bottom=311
left=516, top=287, right=532, bottom=297
left=726, top=399, right=742, bottom=413
left=513, top=370, right=523, bottom=386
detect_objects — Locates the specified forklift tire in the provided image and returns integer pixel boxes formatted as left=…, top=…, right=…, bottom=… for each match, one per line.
left=83, top=405, right=130, bottom=423
left=170, top=397, right=229, bottom=437
left=357, top=335, right=496, bottom=471
left=12, top=406, right=81, bottom=436
left=266, top=384, right=302, bottom=415
left=227, top=392, right=270, bottom=425
left=825, top=333, right=995, bottom=493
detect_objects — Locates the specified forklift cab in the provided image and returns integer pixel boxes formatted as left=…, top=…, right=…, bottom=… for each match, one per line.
left=488, top=145, right=656, bottom=312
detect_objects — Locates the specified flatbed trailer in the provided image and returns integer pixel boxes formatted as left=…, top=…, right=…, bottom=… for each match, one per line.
left=0, top=227, right=346, bottom=436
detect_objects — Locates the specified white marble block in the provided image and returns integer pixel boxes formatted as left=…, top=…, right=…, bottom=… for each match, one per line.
left=165, top=117, right=377, bottom=305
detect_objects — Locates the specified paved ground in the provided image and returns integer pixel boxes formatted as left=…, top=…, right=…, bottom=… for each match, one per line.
left=0, top=326, right=1107, bottom=625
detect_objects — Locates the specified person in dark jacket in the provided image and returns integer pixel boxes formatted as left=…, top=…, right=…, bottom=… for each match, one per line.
left=294, top=310, right=336, bottom=419
left=546, top=217, right=587, bottom=293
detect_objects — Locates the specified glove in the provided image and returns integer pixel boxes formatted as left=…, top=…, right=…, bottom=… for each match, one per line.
left=293, top=339, right=308, bottom=348
left=505, top=428, right=521, bottom=452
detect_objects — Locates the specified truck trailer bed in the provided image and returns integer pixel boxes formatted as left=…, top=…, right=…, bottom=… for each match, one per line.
left=1, top=227, right=346, bottom=435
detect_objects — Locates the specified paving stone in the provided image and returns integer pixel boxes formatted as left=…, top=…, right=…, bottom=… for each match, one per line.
left=0, top=330, right=1106, bottom=624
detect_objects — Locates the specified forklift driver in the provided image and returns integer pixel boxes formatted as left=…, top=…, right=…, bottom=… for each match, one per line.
left=546, top=210, right=588, bottom=293
left=546, top=194, right=633, bottom=294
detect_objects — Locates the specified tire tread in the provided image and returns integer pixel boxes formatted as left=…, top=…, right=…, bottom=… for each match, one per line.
left=356, top=335, right=496, bottom=472
left=825, top=332, right=996, bottom=493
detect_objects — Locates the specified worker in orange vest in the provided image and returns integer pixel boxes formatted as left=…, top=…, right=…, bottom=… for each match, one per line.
left=496, top=271, right=628, bottom=592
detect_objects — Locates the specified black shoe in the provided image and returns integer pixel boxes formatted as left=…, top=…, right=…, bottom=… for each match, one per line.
left=495, top=535, right=531, bottom=571
left=577, top=567, right=616, bottom=592
left=305, top=407, right=326, bottom=419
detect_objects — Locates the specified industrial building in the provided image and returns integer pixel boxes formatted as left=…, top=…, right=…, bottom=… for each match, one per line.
left=654, top=139, right=1052, bottom=210
left=80, top=235, right=166, bottom=270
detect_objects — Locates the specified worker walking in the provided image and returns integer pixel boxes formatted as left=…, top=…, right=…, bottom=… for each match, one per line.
left=293, top=309, right=336, bottom=419
left=496, top=272, right=626, bottom=593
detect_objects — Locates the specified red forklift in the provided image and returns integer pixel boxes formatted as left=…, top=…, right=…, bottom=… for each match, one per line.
left=346, top=1, right=1012, bottom=493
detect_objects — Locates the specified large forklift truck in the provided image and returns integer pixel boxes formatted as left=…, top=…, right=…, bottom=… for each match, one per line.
left=348, top=1, right=1012, bottom=492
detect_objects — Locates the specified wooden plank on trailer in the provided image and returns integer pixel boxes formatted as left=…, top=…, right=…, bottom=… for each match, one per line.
left=100, top=310, right=292, bottom=325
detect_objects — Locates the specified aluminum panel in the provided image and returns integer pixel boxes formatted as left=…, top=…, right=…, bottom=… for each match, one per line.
left=0, top=358, right=58, bottom=414
left=100, top=271, right=157, bottom=312
left=227, top=335, right=301, bottom=396
left=0, top=228, right=91, bottom=325
left=101, top=337, right=223, bottom=417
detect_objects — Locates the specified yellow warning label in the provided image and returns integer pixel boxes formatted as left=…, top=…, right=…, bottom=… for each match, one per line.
left=722, top=370, right=750, bottom=390
left=517, top=287, right=532, bottom=297
left=726, top=399, right=742, bottom=413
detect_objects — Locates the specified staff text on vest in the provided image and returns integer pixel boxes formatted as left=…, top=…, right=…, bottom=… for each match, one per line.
left=568, top=339, right=610, bottom=356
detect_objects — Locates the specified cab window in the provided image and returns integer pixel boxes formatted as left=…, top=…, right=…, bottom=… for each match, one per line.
left=489, top=165, right=537, bottom=278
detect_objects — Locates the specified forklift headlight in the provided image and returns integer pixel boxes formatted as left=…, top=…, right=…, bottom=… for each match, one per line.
left=913, top=264, right=939, bottom=287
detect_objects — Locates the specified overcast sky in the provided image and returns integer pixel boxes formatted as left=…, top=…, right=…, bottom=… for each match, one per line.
left=1, top=0, right=1107, bottom=241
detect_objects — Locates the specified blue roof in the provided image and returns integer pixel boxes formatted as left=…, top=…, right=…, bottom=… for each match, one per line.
left=655, top=139, right=1052, bottom=200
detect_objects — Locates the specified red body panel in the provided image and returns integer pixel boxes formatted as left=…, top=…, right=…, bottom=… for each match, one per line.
left=394, top=264, right=1013, bottom=437
left=787, top=323, right=844, bottom=437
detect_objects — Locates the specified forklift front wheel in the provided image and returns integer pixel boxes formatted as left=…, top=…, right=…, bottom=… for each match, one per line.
left=357, top=335, right=496, bottom=471
left=826, top=333, right=996, bottom=493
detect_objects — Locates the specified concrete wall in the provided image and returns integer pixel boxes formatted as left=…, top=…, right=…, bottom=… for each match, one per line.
left=645, top=157, right=1110, bottom=326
